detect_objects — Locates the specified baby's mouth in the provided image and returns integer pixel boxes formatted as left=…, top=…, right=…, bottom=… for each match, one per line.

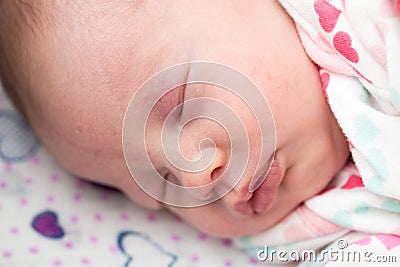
left=226, top=153, right=284, bottom=216
left=249, top=155, right=284, bottom=214
left=248, top=153, right=275, bottom=193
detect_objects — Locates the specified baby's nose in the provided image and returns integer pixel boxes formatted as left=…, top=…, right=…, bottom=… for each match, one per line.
left=222, top=186, right=254, bottom=215
left=170, top=147, right=226, bottom=189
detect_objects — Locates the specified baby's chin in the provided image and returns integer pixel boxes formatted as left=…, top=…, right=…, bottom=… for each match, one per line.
left=165, top=186, right=304, bottom=238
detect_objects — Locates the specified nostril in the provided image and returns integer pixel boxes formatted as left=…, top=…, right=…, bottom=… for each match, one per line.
left=211, top=166, right=224, bottom=181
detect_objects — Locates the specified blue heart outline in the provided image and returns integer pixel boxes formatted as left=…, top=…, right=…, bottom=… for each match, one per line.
left=117, top=231, right=178, bottom=267
left=0, top=110, right=40, bottom=162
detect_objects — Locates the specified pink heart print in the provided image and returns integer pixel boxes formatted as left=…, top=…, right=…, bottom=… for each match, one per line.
left=333, top=31, right=359, bottom=63
left=352, top=237, right=372, bottom=246
left=376, top=234, right=400, bottom=251
left=341, top=174, right=364, bottom=189
left=320, top=72, right=330, bottom=95
left=395, top=0, right=400, bottom=15
left=314, top=0, right=341, bottom=33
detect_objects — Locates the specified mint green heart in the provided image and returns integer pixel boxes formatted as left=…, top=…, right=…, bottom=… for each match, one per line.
left=354, top=114, right=379, bottom=146
left=381, top=199, right=400, bottom=213
left=333, top=210, right=353, bottom=228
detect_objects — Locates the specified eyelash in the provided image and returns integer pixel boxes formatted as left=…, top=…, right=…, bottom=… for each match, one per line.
left=178, top=84, right=186, bottom=116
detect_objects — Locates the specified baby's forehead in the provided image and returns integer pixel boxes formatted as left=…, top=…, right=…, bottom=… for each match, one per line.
left=8, top=0, right=146, bottom=37
left=3, top=0, right=193, bottom=112
left=22, top=2, right=160, bottom=76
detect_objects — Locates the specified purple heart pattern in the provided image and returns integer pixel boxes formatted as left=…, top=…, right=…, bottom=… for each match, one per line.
left=31, top=210, right=65, bottom=239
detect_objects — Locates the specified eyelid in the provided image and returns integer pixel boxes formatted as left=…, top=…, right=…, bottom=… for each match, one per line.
left=178, top=84, right=186, bottom=116
left=178, top=65, right=191, bottom=116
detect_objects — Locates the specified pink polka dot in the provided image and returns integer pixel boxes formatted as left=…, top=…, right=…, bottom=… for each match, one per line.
left=89, top=236, right=98, bottom=243
left=2, top=250, right=11, bottom=258
left=4, top=163, right=12, bottom=172
left=94, top=213, right=103, bottom=222
left=73, top=194, right=82, bottom=202
left=224, top=259, right=232, bottom=266
left=65, top=242, right=73, bottom=249
left=53, top=259, right=62, bottom=266
left=51, top=174, right=60, bottom=182
left=146, top=213, right=157, bottom=222
left=191, top=255, right=199, bottom=262
left=171, top=234, right=180, bottom=241
left=197, top=233, right=208, bottom=241
left=81, top=258, right=90, bottom=265
left=0, top=181, right=7, bottom=189
left=120, top=213, right=129, bottom=221
left=19, top=198, right=28, bottom=206
left=46, top=195, right=56, bottom=203
left=249, top=257, right=259, bottom=265
left=24, top=177, right=33, bottom=185
left=221, top=239, right=232, bottom=247
left=70, top=215, right=79, bottom=223
left=29, top=247, right=39, bottom=254
left=30, top=155, right=40, bottom=165
left=10, top=227, right=19, bottom=234
left=109, top=245, right=119, bottom=253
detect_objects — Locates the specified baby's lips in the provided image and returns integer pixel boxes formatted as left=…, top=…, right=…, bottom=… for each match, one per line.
left=221, top=187, right=254, bottom=216
left=248, top=154, right=275, bottom=193
left=249, top=155, right=284, bottom=214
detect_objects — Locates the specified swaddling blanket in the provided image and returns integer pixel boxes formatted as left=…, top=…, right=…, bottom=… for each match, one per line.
left=236, top=0, right=400, bottom=266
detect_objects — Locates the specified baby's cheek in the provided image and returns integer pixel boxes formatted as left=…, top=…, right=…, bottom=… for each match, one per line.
left=146, top=87, right=183, bottom=117
left=122, top=180, right=163, bottom=210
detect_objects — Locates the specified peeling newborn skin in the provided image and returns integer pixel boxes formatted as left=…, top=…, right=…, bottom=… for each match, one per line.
left=0, top=0, right=350, bottom=237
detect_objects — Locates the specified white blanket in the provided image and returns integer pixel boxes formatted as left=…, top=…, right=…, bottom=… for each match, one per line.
left=236, top=1, right=400, bottom=266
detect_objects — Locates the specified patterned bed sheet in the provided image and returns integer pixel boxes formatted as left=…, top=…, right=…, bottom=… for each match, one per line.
left=0, top=84, right=268, bottom=267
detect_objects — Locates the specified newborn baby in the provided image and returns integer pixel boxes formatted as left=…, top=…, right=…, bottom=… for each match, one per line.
left=0, top=0, right=351, bottom=238
left=1, top=1, right=399, bottom=264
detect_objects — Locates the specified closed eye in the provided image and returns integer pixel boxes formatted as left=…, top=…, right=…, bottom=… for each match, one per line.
left=178, top=84, right=186, bottom=116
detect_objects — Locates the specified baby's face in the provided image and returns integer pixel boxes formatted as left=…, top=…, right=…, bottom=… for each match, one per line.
left=14, top=0, right=349, bottom=237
